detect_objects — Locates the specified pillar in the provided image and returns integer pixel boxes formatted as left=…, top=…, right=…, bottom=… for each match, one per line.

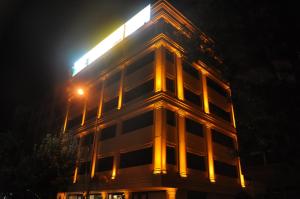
left=97, top=78, right=105, bottom=118
left=153, top=102, right=166, bottom=174
left=175, top=53, right=184, bottom=100
left=73, top=167, right=78, bottom=183
left=90, top=132, right=99, bottom=178
left=201, top=72, right=210, bottom=114
left=166, top=188, right=177, bottom=199
left=81, top=98, right=87, bottom=126
left=118, top=68, right=125, bottom=110
left=155, top=45, right=166, bottom=92
left=63, top=100, right=70, bottom=133
left=177, top=110, right=187, bottom=177
left=204, top=125, right=215, bottom=183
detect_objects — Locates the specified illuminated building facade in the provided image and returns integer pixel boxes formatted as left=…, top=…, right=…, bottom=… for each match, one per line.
left=59, top=1, right=246, bottom=198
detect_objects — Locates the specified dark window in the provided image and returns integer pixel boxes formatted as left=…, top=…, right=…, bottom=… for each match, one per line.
left=185, top=118, right=203, bottom=137
left=187, top=191, right=207, bottom=199
left=214, top=160, right=237, bottom=178
left=166, top=78, right=175, bottom=93
left=207, top=77, right=228, bottom=98
left=119, top=147, right=152, bottom=168
left=123, top=79, right=154, bottom=103
left=78, top=161, right=91, bottom=175
left=85, top=107, right=98, bottom=121
left=212, top=129, right=235, bottom=149
left=100, top=125, right=117, bottom=141
left=166, top=50, right=174, bottom=63
left=81, top=133, right=94, bottom=146
left=184, top=88, right=202, bottom=107
left=166, top=109, right=176, bottom=126
left=183, top=62, right=200, bottom=79
left=68, top=114, right=82, bottom=129
left=102, top=97, right=118, bottom=113
left=187, top=153, right=205, bottom=171
left=167, top=146, right=176, bottom=165
left=106, top=72, right=121, bottom=86
left=122, top=111, right=153, bottom=134
left=209, top=102, right=231, bottom=122
left=132, top=192, right=148, bottom=199
left=125, top=52, right=154, bottom=76
left=96, top=156, right=113, bottom=172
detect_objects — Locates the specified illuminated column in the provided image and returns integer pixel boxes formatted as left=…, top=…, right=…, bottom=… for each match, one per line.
left=73, top=167, right=78, bottom=183
left=233, top=135, right=246, bottom=187
left=97, top=78, right=105, bottom=118
left=228, top=90, right=237, bottom=128
left=112, top=121, right=122, bottom=179
left=81, top=98, right=87, bottom=126
left=101, top=192, right=107, bottom=199
left=177, top=110, right=187, bottom=177
left=201, top=72, right=210, bottom=114
left=124, top=191, right=130, bottom=199
left=153, top=102, right=166, bottom=174
left=118, top=68, right=125, bottom=110
left=175, top=53, right=184, bottom=100
left=63, top=100, right=70, bottom=133
left=166, top=188, right=177, bottom=199
left=155, top=45, right=166, bottom=92
left=90, top=132, right=99, bottom=178
left=204, top=125, right=215, bottom=183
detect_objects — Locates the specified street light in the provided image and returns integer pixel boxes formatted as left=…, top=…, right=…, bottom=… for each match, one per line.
left=77, top=88, right=85, bottom=96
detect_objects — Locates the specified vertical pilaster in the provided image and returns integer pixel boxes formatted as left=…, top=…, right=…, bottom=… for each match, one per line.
left=204, top=125, right=215, bottom=183
left=97, top=78, right=105, bottom=119
left=201, top=72, right=210, bottom=114
left=124, top=191, right=130, bottom=199
left=233, top=135, right=246, bottom=187
left=228, top=90, right=236, bottom=128
left=175, top=53, right=184, bottom=100
left=155, top=45, right=166, bottom=92
left=166, top=188, right=177, bottom=199
left=81, top=98, right=87, bottom=126
left=118, top=68, right=125, bottom=110
left=63, top=100, right=70, bottom=133
left=73, top=167, right=78, bottom=184
left=177, top=110, right=187, bottom=177
left=112, top=121, right=122, bottom=179
left=153, top=102, right=166, bottom=174
left=90, top=132, right=99, bottom=178
left=101, top=192, right=107, bottom=199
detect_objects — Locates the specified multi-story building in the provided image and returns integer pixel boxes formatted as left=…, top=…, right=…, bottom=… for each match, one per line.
left=58, top=1, right=246, bottom=198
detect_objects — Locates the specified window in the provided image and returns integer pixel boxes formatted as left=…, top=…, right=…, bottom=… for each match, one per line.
left=125, top=52, right=154, bottom=76
left=68, top=114, right=82, bottom=129
left=183, top=61, right=200, bottom=79
left=212, top=129, right=235, bottom=149
left=166, top=78, right=175, bottom=93
left=207, top=77, right=228, bottom=98
left=96, top=156, right=114, bottom=172
left=78, top=161, right=91, bottom=175
left=81, top=133, right=94, bottom=146
left=105, top=72, right=121, bottom=86
left=214, top=160, right=237, bottom=178
left=187, top=191, right=206, bottom=199
left=209, top=102, right=231, bottom=122
left=100, top=125, right=117, bottom=141
left=184, top=88, right=202, bottom=107
left=85, top=107, right=98, bottom=121
left=185, top=118, right=203, bottom=137
left=167, top=146, right=176, bottom=165
left=119, top=147, right=152, bottom=168
left=166, top=109, right=176, bottom=126
left=166, top=50, right=174, bottom=64
left=187, top=153, right=205, bottom=171
left=122, top=111, right=153, bottom=134
left=102, top=97, right=118, bottom=113
left=123, top=79, right=154, bottom=103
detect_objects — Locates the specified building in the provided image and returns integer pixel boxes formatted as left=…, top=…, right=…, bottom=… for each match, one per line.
left=58, top=1, right=246, bottom=198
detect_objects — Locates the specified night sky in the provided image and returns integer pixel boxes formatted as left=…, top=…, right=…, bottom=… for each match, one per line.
left=0, top=0, right=299, bottom=131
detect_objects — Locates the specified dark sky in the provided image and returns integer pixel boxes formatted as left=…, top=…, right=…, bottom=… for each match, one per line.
left=1, top=0, right=298, bottom=130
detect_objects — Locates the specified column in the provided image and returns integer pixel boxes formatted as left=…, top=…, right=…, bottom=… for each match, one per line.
left=175, top=53, right=184, bottom=100
left=81, top=98, right=87, bottom=126
left=153, top=102, right=166, bottom=174
left=155, top=45, right=166, bottom=92
left=201, top=72, right=210, bottom=114
left=118, top=68, right=125, bottom=110
left=166, top=188, right=177, bottom=199
left=73, top=167, right=78, bottom=183
left=124, top=191, right=130, bottom=199
left=233, top=136, right=246, bottom=187
left=101, top=192, right=107, bottom=199
left=97, top=78, right=105, bottom=118
left=177, top=110, right=187, bottom=177
left=204, top=125, right=215, bottom=183
left=90, top=132, right=99, bottom=178
left=112, top=121, right=122, bottom=179
left=228, top=89, right=236, bottom=128
left=63, top=100, right=70, bottom=133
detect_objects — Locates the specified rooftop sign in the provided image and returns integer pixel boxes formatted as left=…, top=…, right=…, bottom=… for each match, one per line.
left=72, top=4, right=151, bottom=76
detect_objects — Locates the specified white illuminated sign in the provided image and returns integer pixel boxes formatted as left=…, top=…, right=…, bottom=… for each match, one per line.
left=72, top=4, right=151, bottom=76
